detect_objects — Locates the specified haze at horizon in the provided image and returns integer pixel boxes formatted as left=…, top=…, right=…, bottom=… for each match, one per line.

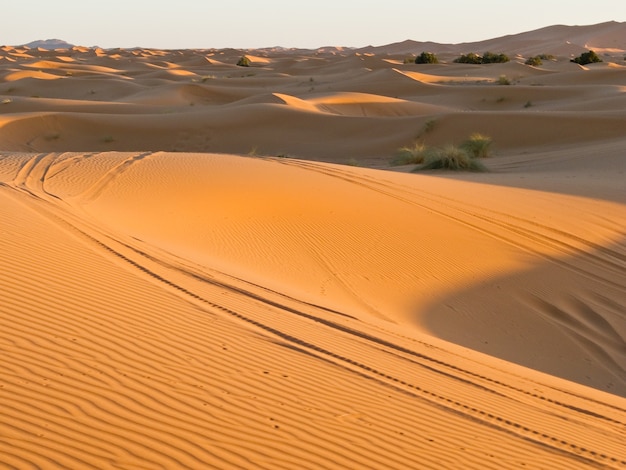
left=5, top=0, right=626, bottom=49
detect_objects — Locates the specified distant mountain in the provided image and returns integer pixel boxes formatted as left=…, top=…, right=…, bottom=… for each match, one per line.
left=358, top=21, right=626, bottom=58
left=23, top=39, right=75, bottom=50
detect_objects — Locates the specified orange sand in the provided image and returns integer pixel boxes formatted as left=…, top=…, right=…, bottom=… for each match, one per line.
left=1, top=22, right=625, bottom=469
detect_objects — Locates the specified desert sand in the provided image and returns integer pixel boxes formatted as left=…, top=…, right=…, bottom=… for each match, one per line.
left=0, top=22, right=625, bottom=469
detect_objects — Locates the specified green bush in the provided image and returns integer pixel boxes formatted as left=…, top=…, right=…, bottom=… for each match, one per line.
left=415, top=52, right=439, bottom=64
left=416, top=145, right=486, bottom=171
left=571, top=50, right=602, bottom=65
left=496, top=75, right=511, bottom=85
left=525, top=56, right=543, bottom=66
left=236, top=56, right=251, bottom=67
left=482, top=52, right=510, bottom=63
left=460, top=133, right=492, bottom=158
left=397, top=132, right=493, bottom=171
left=454, top=52, right=482, bottom=64
left=390, top=143, right=427, bottom=166
left=454, top=52, right=509, bottom=64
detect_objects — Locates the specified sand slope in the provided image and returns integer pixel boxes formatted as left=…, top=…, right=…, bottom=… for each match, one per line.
left=1, top=22, right=626, bottom=469
left=0, top=150, right=625, bottom=469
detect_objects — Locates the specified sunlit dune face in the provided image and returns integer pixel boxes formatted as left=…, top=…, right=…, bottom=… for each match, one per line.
left=4, top=70, right=61, bottom=81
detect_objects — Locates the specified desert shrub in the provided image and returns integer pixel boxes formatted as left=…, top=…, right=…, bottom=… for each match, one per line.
left=525, top=56, right=543, bottom=66
left=460, top=133, right=492, bottom=158
left=416, top=145, right=486, bottom=171
left=571, top=50, right=602, bottom=65
left=538, top=54, right=555, bottom=61
left=482, top=51, right=510, bottom=63
left=496, top=75, right=511, bottom=85
left=391, top=143, right=427, bottom=166
left=454, top=52, right=509, bottom=64
left=454, top=52, right=482, bottom=64
left=415, top=52, right=439, bottom=64
left=236, top=56, right=251, bottom=67
left=403, top=56, right=415, bottom=64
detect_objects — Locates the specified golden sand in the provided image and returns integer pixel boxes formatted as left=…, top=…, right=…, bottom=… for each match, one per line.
left=1, top=22, right=625, bottom=469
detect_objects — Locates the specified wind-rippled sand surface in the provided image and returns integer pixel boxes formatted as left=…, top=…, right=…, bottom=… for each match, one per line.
left=1, top=22, right=625, bottom=469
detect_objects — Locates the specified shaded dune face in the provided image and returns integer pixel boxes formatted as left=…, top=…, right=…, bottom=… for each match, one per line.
left=1, top=23, right=626, bottom=469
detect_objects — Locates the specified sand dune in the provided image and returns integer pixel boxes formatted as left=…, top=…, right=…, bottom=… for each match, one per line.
left=1, top=40, right=624, bottom=160
left=362, top=20, right=626, bottom=57
left=1, top=22, right=625, bottom=469
left=1, top=150, right=625, bottom=469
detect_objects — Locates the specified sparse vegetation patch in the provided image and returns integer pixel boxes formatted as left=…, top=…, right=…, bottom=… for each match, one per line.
left=394, top=133, right=493, bottom=172
left=460, top=133, right=492, bottom=158
left=571, top=50, right=602, bottom=65
left=481, top=52, right=510, bottom=64
left=525, top=56, right=543, bottom=66
left=417, top=145, right=486, bottom=172
left=496, top=75, right=511, bottom=85
left=454, top=53, right=483, bottom=64
left=390, top=143, right=427, bottom=166
left=415, top=52, right=439, bottom=64
left=236, top=56, right=251, bottom=67
left=525, top=54, right=555, bottom=66
left=454, top=52, right=509, bottom=64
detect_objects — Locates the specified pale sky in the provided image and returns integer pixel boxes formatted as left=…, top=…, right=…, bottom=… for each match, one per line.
left=5, top=0, right=625, bottom=49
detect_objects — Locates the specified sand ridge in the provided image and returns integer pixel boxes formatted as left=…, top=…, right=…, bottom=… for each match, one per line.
left=1, top=21, right=625, bottom=469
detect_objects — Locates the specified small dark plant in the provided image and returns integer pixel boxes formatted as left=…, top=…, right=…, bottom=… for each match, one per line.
left=482, top=51, right=510, bottom=63
left=454, top=53, right=482, bottom=64
left=416, top=145, right=486, bottom=171
left=454, top=52, right=509, bottom=64
left=237, top=56, right=251, bottom=67
left=496, top=75, right=511, bottom=85
left=460, top=133, right=492, bottom=159
left=571, top=50, right=602, bottom=65
left=525, top=56, right=543, bottom=66
left=415, top=52, right=439, bottom=64
left=391, top=143, right=427, bottom=166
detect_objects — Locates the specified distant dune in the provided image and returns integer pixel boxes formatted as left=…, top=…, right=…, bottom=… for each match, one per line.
left=359, top=21, right=626, bottom=57
left=1, top=21, right=625, bottom=469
